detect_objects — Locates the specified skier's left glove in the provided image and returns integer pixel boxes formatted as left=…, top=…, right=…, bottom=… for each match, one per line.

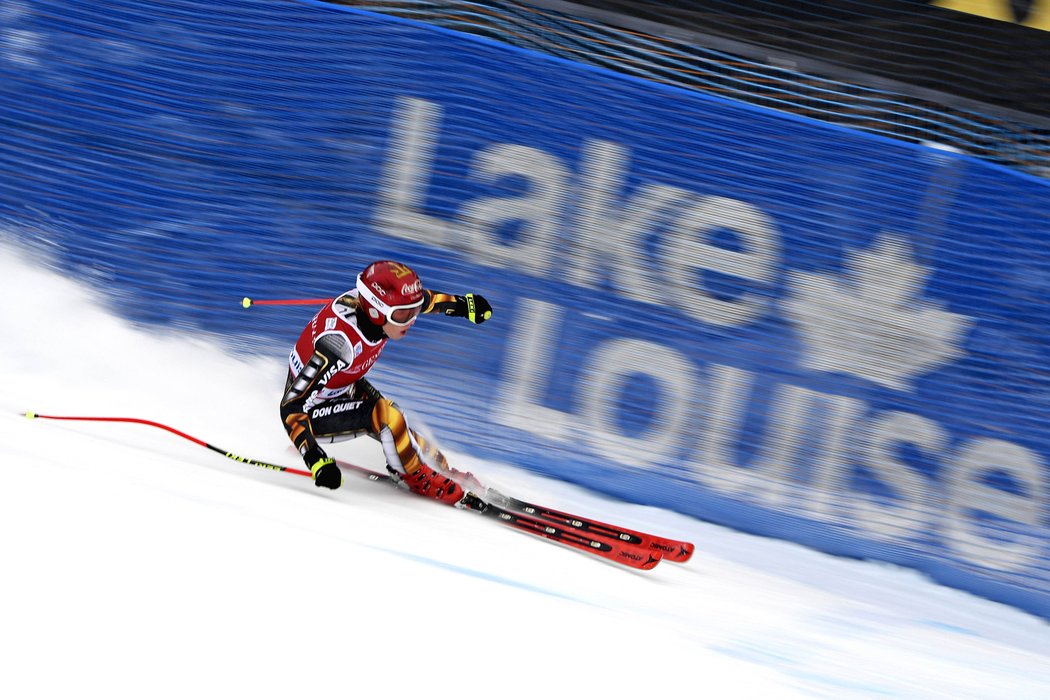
left=453, top=293, right=492, bottom=324
left=308, top=453, right=342, bottom=490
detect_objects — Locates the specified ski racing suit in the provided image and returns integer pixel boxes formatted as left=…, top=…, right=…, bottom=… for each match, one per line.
left=280, top=288, right=476, bottom=503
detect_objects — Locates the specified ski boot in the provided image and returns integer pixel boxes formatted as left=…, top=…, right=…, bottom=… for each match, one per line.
left=398, top=464, right=467, bottom=506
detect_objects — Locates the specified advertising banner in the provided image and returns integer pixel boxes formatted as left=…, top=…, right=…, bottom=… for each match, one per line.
left=2, top=0, right=1048, bottom=617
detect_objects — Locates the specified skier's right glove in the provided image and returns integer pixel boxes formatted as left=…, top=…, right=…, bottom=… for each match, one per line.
left=449, top=293, right=492, bottom=324
left=309, top=455, right=342, bottom=490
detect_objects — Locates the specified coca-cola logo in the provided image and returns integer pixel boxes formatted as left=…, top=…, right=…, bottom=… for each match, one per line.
left=402, top=280, right=422, bottom=295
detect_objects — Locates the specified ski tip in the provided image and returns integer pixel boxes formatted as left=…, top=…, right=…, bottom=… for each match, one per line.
left=23, top=410, right=37, bottom=420
left=674, top=542, right=696, bottom=563
left=241, top=296, right=253, bottom=309
left=640, top=552, right=663, bottom=570
left=650, top=539, right=695, bottom=564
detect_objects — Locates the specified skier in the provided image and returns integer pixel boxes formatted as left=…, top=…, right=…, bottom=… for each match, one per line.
left=280, top=260, right=492, bottom=504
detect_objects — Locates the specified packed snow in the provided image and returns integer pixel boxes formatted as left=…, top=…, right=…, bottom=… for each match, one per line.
left=1, top=244, right=1047, bottom=699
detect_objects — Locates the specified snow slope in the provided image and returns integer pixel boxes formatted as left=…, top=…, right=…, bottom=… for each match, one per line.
left=1, top=245, right=1047, bottom=699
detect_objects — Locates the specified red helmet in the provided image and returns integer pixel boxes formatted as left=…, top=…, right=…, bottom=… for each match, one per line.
left=356, top=260, right=424, bottom=326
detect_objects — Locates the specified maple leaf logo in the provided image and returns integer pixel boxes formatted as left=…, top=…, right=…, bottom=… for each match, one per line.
left=784, top=233, right=971, bottom=391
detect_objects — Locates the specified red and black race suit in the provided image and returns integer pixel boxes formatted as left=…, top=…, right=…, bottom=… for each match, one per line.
left=279, top=288, right=460, bottom=469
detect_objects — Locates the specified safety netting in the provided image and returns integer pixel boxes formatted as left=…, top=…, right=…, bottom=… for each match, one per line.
left=334, top=0, right=1050, bottom=177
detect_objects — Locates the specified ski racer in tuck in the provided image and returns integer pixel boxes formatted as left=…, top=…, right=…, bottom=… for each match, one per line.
left=280, top=260, right=493, bottom=504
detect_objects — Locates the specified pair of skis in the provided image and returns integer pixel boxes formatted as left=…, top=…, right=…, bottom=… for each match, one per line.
left=459, top=493, right=693, bottom=571
left=23, top=412, right=694, bottom=571
left=336, top=458, right=693, bottom=571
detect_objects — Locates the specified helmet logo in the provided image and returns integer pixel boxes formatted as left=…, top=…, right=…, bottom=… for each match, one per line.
left=389, top=262, right=415, bottom=279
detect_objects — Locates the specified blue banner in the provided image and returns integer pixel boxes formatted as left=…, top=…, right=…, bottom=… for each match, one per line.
left=2, top=0, right=1048, bottom=618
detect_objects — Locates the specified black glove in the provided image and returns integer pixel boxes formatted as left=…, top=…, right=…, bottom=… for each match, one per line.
left=308, top=454, right=342, bottom=490
left=453, top=293, right=492, bottom=324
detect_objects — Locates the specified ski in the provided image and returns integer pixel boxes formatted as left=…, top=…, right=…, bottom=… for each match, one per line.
left=492, top=495, right=694, bottom=563
left=334, top=458, right=683, bottom=568
left=456, top=493, right=662, bottom=570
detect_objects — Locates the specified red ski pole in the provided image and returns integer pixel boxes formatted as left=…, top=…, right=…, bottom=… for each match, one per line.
left=23, top=411, right=312, bottom=478
left=240, top=296, right=331, bottom=308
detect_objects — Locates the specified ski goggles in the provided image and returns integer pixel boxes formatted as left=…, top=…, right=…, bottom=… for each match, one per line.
left=386, top=302, right=422, bottom=326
